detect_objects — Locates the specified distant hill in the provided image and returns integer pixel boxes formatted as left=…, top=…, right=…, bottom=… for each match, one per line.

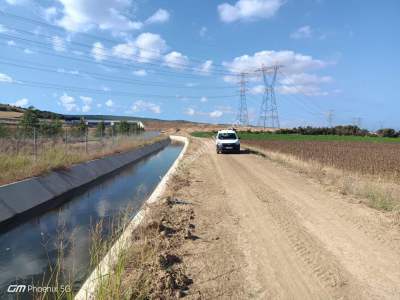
left=0, top=103, right=201, bottom=125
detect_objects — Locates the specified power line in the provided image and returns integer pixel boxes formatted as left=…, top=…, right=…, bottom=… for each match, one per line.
left=0, top=58, right=234, bottom=90
left=2, top=78, right=238, bottom=100
left=0, top=10, right=234, bottom=72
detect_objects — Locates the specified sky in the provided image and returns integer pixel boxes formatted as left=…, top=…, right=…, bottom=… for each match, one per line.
left=0, top=0, right=399, bottom=129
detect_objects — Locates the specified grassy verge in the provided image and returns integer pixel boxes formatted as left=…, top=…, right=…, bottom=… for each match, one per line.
left=191, top=131, right=400, bottom=143
left=0, top=135, right=166, bottom=185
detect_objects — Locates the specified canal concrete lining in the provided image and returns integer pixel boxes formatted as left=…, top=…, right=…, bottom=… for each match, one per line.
left=0, top=138, right=170, bottom=226
left=75, top=135, right=189, bottom=300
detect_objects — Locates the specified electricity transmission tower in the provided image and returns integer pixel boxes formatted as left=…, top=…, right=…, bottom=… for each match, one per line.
left=326, top=109, right=334, bottom=127
left=257, top=65, right=280, bottom=129
left=353, top=117, right=362, bottom=128
left=236, top=72, right=249, bottom=126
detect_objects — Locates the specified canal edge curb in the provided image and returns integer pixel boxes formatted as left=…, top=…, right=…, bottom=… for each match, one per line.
left=75, top=135, right=189, bottom=300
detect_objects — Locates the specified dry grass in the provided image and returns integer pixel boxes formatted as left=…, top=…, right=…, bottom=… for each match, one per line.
left=246, top=144, right=400, bottom=214
left=0, top=135, right=166, bottom=185
left=94, top=197, right=194, bottom=300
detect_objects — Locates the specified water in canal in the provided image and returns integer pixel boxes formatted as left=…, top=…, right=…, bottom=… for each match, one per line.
left=0, top=142, right=183, bottom=298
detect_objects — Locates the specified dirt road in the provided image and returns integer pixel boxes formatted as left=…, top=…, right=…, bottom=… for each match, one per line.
left=175, top=138, right=400, bottom=299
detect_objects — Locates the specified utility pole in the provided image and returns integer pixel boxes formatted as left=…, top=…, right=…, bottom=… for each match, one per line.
left=257, top=65, right=280, bottom=129
left=236, top=72, right=249, bottom=126
left=326, top=109, right=334, bottom=127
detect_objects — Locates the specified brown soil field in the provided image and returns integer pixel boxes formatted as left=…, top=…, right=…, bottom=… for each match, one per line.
left=244, top=140, right=400, bottom=180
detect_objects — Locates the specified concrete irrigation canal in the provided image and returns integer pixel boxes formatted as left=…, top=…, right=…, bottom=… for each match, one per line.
left=0, top=138, right=184, bottom=299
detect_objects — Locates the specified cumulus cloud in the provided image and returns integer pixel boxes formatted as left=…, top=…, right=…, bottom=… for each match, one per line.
left=200, top=96, right=208, bottom=103
left=135, top=33, right=167, bottom=62
left=59, top=93, right=78, bottom=111
left=218, top=0, right=284, bottom=23
left=112, top=41, right=136, bottom=60
left=52, top=35, right=66, bottom=52
left=185, top=107, right=195, bottom=116
left=164, top=51, right=189, bottom=70
left=277, top=85, right=329, bottom=96
left=91, top=42, right=107, bottom=61
left=280, top=73, right=332, bottom=85
left=0, top=73, right=14, bottom=83
left=13, top=98, right=29, bottom=107
left=290, top=25, right=312, bottom=39
left=0, top=24, right=9, bottom=33
left=7, top=40, right=16, bottom=46
left=145, top=9, right=170, bottom=24
left=209, top=110, right=223, bottom=118
left=199, top=60, right=213, bottom=74
left=55, top=0, right=143, bottom=32
left=80, top=96, right=92, bottom=112
left=133, top=69, right=147, bottom=76
left=105, top=99, right=114, bottom=107
left=223, top=50, right=327, bottom=74
left=43, top=6, right=58, bottom=22
left=24, top=48, right=34, bottom=54
left=131, top=100, right=161, bottom=114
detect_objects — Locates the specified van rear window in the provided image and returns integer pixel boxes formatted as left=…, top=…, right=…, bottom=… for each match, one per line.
left=218, top=133, right=237, bottom=140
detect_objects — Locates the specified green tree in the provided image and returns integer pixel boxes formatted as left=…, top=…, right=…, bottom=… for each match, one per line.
left=19, top=108, right=39, bottom=135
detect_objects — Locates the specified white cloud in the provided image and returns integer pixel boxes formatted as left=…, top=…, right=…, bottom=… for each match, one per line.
left=209, top=110, right=223, bottom=118
left=185, top=108, right=195, bottom=116
left=81, top=96, right=93, bottom=112
left=59, top=93, right=78, bottom=111
left=112, top=41, right=136, bottom=60
left=0, top=24, right=9, bottom=33
left=164, top=51, right=189, bottom=70
left=131, top=100, right=161, bottom=114
left=24, top=48, right=34, bottom=54
left=290, top=25, right=312, bottom=39
left=52, top=35, right=66, bottom=52
left=277, top=85, right=328, bottom=96
left=133, top=69, right=147, bottom=76
left=145, top=9, right=170, bottom=24
left=5, top=0, right=28, bottom=5
left=218, top=0, right=284, bottom=23
left=278, top=73, right=332, bottom=96
left=223, top=50, right=327, bottom=74
left=135, top=33, right=167, bottom=62
left=43, top=6, right=58, bottom=22
left=55, top=0, right=143, bottom=32
left=82, top=104, right=91, bottom=112
left=199, top=60, right=213, bottom=74
left=250, top=85, right=264, bottom=94
left=0, top=73, right=14, bottom=83
left=200, top=97, right=208, bottom=103
left=13, top=98, right=29, bottom=107
left=91, top=42, right=107, bottom=61
left=7, top=40, right=16, bottom=46
left=105, top=99, right=114, bottom=107
left=199, top=26, right=207, bottom=37
left=280, top=73, right=332, bottom=85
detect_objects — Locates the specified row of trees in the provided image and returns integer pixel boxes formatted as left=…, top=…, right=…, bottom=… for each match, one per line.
left=273, top=125, right=400, bottom=138
left=0, top=109, right=144, bottom=138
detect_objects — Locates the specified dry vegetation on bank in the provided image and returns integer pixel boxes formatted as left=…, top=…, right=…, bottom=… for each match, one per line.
left=0, top=135, right=166, bottom=186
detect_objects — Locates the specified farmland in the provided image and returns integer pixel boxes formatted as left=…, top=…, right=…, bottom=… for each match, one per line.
left=191, top=131, right=400, bottom=143
left=244, top=140, right=400, bottom=180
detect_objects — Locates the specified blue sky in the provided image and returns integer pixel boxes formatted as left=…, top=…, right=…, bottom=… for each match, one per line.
left=0, top=0, right=398, bottom=129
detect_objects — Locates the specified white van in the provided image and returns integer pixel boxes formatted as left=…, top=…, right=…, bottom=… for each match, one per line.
left=215, top=130, right=240, bottom=154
